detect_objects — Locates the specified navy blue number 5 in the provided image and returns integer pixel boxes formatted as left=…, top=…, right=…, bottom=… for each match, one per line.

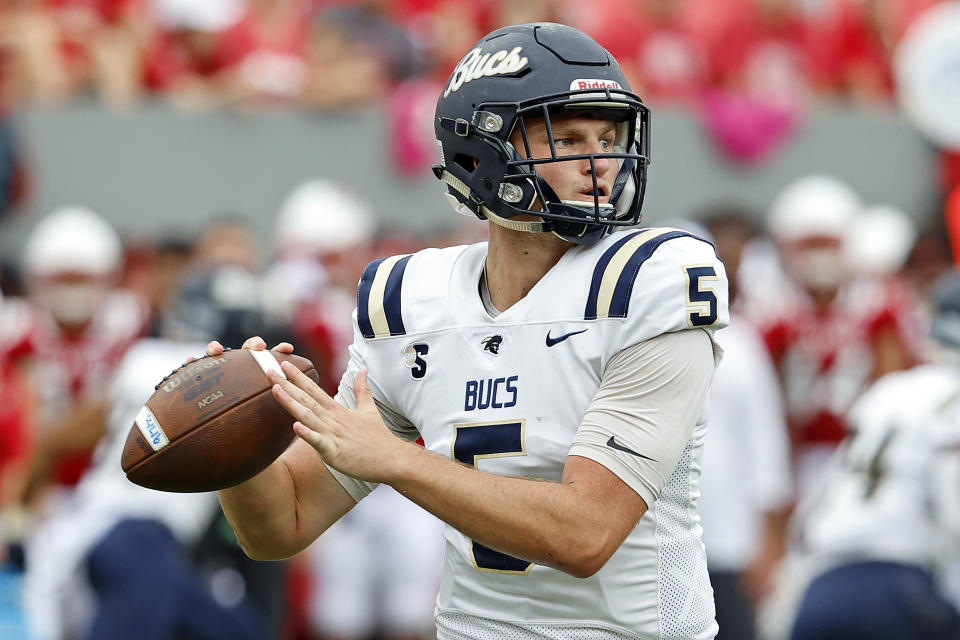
left=684, top=265, right=719, bottom=327
left=452, top=420, right=533, bottom=575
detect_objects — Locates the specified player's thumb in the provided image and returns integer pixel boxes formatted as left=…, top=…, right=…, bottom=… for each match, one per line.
left=355, top=370, right=375, bottom=412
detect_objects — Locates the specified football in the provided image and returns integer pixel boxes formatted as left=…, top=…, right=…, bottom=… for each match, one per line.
left=121, top=348, right=318, bottom=492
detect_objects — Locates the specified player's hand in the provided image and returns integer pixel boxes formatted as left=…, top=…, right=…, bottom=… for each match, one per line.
left=202, top=337, right=295, bottom=358
left=266, top=365, right=411, bottom=484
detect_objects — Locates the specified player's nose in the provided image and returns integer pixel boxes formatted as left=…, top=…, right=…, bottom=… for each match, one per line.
left=582, top=151, right=611, bottom=179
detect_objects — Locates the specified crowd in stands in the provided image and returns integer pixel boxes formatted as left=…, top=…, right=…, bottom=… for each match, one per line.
left=0, top=0, right=944, bottom=114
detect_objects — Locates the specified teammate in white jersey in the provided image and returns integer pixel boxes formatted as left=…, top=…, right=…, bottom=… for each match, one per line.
left=206, top=23, right=728, bottom=639
left=788, top=270, right=960, bottom=640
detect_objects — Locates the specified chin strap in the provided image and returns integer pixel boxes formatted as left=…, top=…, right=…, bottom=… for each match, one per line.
left=437, top=168, right=549, bottom=234
left=480, top=204, right=548, bottom=233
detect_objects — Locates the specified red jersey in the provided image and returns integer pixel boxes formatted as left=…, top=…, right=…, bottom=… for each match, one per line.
left=755, top=275, right=918, bottom=497
left=22, top=290, right=148, bottom=486
left=0, top=298, right=33, bottom=492
left=758, top=277, right=918, bottom=447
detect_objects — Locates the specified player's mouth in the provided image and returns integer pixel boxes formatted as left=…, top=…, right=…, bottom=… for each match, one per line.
left=576, top=185, right=609, bottom=203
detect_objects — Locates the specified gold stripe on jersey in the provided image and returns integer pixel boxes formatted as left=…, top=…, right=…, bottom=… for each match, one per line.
left=593, top=228, right=676, bottom=319
left=367, top=255, right=407, bottom=338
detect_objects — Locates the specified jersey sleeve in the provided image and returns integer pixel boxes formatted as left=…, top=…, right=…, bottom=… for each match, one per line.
left=567, top=328, right=717, bottom=506
left=325, top=311, right=420, bottom=503
left=584, top=229, right=729, bottom=348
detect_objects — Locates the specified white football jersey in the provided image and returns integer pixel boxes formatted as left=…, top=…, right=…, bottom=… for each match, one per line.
left=797, top=363, right=960, bottom=572
left=335, top=228, right=729, bottom=639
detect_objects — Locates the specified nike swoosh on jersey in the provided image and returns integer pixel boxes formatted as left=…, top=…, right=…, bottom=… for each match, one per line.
left=606, top=436, right=657, bottom=461
left=545, top=329, right=588, bottom=347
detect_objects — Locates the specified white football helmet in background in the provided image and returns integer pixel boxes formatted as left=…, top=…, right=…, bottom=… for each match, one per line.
left=21, top=206, right=122, bottom=327
left=844, top=205, right=917, bottom=277
left=767, top=175, right=863, bottom=291
left=273, top=179, right=376, bottom=259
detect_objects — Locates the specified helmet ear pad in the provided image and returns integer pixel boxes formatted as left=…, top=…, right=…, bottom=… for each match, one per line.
left=437, top=123, right=516, bottom=220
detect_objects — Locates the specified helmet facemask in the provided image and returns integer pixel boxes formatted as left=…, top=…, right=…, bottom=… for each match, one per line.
left=437, top=88, right=651, bottom=245
left=504, top=92, right=649, bottom=243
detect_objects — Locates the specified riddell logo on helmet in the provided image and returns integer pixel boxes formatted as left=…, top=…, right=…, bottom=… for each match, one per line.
left=444, top=47, right=529, bottom=97
left=571, top=79, right=622, bottom=90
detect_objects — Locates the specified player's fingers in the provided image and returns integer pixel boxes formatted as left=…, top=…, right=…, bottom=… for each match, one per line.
left=293, top=421, right=328, bottom=454
left=241, top=336, right=267, bottom=351
left=205, top=341, right=224, bottom=357
left=270, top=342, right=295, bottom=354
left=279, top=361, right=337, bottom=409
left=271, top=382, right=328, bottom=429
left=267, top=370, right=319, bottom=411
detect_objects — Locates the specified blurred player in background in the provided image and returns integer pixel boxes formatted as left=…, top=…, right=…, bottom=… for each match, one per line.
left=192, top=214, right=265, bottom=275
left=22, top=264, right=280, bottom=640
left=210, top=22, right=729, bottom=639
left=755, top=174, right=916, bottom=500
left=787, top=268, right=960, bottom=640
left=161, top=228, right=298, bottom=637
left=7, top=206, right=148, bottom=513
left=263, top=177, right=443, bottom=640
left=699, top=209, right=793, bottom=640
left=264, top=178, right=377, bottom=393
left=0, top=267, right=31, bottom=563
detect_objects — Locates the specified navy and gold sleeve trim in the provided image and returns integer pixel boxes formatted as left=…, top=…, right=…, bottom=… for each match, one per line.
left=357, top=255, right=412, bottom=339
left=584, top=229, right=697, bottom=320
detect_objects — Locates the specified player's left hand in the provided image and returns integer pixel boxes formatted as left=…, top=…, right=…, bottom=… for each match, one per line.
left=266, top=363, right=412, bottom=483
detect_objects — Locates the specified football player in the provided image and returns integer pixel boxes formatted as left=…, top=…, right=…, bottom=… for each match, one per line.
left=756, top=175, right=917, bottom=501
left=14, top=207, right=148, bottom=502
left=22, top=266, right=273, bottom=640
left=207, top=23, right=729, bottom=639
left=787, top=269, right=960, bottom=640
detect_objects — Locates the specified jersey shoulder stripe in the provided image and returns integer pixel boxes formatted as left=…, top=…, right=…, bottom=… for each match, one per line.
left=357, top=254, right=412, bottom=339
left=584, top=228, right=702, bottom=320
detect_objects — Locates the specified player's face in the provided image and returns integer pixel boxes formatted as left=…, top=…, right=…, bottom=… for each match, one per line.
left=31, top=271, right=111, bottom=329
left=782, top=235, right=847, bottom=294
left=510, top=116, right=620, bottom=206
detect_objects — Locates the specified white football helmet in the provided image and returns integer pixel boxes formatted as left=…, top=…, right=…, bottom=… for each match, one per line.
left=767, top=174, right=862, bottom=244
left=22, top=206, right=121, bottom=278
left=767, top=175, right=863, bottom=291
left=22, top=206, right=122, bottom=326
left=273, top=179, right=376, bottom=257
left=845, top=205, right=917, bottom=276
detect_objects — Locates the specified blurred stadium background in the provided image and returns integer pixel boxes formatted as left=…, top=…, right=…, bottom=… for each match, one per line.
left=1, top=0, right=959, bottom=639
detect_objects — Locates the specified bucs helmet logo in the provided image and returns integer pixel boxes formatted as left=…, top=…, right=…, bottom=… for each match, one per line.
left=443, top=47, right=529, bottom=98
